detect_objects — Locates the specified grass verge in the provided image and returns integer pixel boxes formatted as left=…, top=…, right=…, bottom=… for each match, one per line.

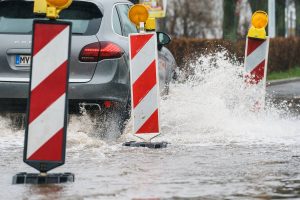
left=267, top=67, right=300, bottom=81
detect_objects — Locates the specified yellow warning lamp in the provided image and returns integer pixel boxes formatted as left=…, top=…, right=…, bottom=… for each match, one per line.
left=145, top=17, right=156, bottom=31
left=34, top=0, right=72, bottom=19
left=129, top=4, right=149, bottom=31
left=33, top=0, right=48, bottom=14
left=46, top=0, right=72, bottom=19
left=247, top=11, right=268, bottom=39
left=129, top=4, right=157, bottom=32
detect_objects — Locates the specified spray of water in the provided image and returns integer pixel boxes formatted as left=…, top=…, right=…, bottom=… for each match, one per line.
left=152, top=51, right=300, bottom=145
left=121, top=50, right=300, bottom=146
left=1, top=50, right=300, bottom=151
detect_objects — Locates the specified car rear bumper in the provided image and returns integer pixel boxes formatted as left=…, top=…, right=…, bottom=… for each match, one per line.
left=0, top=81, right=129, bottom=112
left=0, top=81, right=129, bottom=100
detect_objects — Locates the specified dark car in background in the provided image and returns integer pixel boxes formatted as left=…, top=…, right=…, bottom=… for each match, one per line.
left=0, top=0, right=176, bottom=130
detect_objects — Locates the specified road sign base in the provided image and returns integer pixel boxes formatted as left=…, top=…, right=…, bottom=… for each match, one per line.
left=12, top=172, right=74, bottom=184
left=123, top=141, right=168, bottom=149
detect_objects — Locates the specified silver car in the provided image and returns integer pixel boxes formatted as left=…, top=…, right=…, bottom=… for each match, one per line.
left=0, top=0, right=176, bottom=121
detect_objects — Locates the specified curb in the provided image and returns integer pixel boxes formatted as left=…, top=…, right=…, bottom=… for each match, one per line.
left=267, top=77, right=300, bottom=87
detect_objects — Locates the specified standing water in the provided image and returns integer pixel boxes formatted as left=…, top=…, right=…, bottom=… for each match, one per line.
left=1, top=51, right=300, bottom=199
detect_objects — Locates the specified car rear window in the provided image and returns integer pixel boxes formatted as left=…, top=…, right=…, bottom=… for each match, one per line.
left=0, top=1, right=102, bottom=35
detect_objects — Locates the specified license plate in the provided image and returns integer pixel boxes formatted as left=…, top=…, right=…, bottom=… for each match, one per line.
left=15, top=55, right=31, bottom=67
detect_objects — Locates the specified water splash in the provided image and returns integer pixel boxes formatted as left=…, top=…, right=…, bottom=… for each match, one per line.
left=0, top=50, right=299, bottom=149
left=151, top=51, right=300, bottom=145
left=65, top=50, right=300, bottom=146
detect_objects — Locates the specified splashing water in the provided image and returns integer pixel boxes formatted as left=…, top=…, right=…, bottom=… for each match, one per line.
left=122, top=50, right=300, bottom=146
left=0, top=50, right=299, bottom=150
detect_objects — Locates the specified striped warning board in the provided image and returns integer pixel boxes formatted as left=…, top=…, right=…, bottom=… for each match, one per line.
left=244, top=37, right=270, bottom=86
left=24, top=20, right=71, bottom=172
left=129, top=32, right=160, bottom=141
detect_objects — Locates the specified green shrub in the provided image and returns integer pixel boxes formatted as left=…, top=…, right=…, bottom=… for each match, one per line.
left=167, top=37, right=300, bottom=73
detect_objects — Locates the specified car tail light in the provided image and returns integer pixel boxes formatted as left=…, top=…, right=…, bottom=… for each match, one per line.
left=100, top=42, right=124, bottom=60
left=79, top=42, right=100, bottom=62
left=79, top=42, right=124, bottom=62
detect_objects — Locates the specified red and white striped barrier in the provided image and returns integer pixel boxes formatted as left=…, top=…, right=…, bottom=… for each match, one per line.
left=244, top=37, right=270, bottom=86
left=24, top=20, right=71, bottom=172
left=129, top=32, right=160, bottom=141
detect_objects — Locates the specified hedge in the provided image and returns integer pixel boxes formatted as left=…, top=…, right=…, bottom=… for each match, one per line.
left=166, top=37, right=300, bottom=72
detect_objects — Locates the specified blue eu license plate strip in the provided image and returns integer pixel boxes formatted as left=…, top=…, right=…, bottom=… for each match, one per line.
left=16, top=55, right=31, bottom=66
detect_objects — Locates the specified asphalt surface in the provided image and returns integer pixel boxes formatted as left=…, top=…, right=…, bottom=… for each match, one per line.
left=267, top=79, right=300, bottom=99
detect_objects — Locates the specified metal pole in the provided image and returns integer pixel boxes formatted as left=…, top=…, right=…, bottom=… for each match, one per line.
left=268, top=0, right=276, bottom=38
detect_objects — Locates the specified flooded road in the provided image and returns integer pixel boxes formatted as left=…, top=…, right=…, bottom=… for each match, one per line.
left=1, top=52, right=300, bottom=199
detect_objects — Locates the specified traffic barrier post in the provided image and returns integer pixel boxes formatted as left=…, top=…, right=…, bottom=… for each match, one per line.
left=244, top=11, right=270, bottom=109
left=129, top=32, right=160, bottom=141
left=13, top=0, right=74, bottom=184
left=123, top=4, right=167, bottom=148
